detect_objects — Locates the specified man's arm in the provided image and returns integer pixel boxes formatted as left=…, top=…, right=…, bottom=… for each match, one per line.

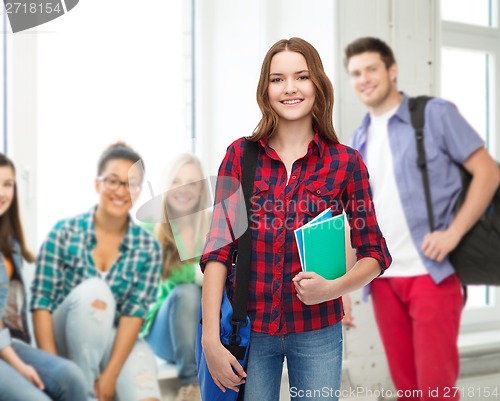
left=422, top=148, right=500, bottom=261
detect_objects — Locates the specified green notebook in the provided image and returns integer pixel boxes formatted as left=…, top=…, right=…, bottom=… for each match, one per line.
left=295, top=211, right=346, bottom=280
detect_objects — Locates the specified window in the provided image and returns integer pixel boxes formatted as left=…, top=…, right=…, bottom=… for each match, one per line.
left=34, top=0, right=193, bottom=240
left=441, top=0, right=497, bottom=27
left=441, top=48, right=492, bottom=147
left=440, top=0, right=500, bottom=326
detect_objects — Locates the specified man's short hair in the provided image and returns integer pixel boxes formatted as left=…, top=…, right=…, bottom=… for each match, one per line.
left=344, top=37, right=396, bottom=70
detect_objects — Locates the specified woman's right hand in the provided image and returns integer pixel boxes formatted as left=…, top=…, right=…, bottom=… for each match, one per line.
left=16, top=362, right=45, bottom=390
left=203, top=339, right=246, bottom=393
left=0, top=344, right=45, bottom=390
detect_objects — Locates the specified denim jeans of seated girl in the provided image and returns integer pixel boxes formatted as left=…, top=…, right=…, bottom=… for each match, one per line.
left=0, top=339, right=87, bottom=401
left=145, top=283, right=201, bottom=386
left=52, top=277, right=161, bottom=401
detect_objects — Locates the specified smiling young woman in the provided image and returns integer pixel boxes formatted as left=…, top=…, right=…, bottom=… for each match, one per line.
left=200, top=37, right=391, bottom=401
left=30, top=142, right=163, bottom=401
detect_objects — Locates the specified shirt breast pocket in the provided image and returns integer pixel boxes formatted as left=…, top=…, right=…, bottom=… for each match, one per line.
left=425, top=138, right=448, bottom=180
left=63, top=255, right=89, bottom=287
left=250, top=180, right=271, bottom=221
left=302, top=181, right=339, bottom=223
left=116, top=257, right=144, bottom=299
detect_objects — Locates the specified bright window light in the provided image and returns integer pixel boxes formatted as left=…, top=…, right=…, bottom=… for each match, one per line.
left=441, top=47, right=490, bottom=144
left=441, top=0, right=497, bottom=27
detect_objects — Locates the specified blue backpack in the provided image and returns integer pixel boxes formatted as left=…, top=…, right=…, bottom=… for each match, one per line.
left=195, top=139, right=258, bottom=400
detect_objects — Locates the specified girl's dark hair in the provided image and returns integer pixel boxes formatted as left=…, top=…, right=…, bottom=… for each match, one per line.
left=252, top=37, right=338, bottom=143
left=97, top=141, right=145, bottom=177
left=0, top=153, right=34, bottom=263
left=343, top=36, right=396, bottom=70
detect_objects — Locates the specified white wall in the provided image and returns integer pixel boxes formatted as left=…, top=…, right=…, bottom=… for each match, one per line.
left=8, top=32, right=38, bottom=254
left=10, top=0, right=191, bottom=245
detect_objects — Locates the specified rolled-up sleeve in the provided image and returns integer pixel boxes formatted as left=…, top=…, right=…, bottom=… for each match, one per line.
left=120, top=240, right=161, bottom=319
left=0, top=327, right=12, bottom=350
left=343, top=150, right=392, bottom=273
left=430, top=99, right=485, bottom=164
left=30, top=222, right=65, bottom=312
left=200, top=141, right=244, bottom=271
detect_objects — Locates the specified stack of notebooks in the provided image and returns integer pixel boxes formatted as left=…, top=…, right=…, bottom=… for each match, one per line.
left=294, top=208, right=346, bottom=280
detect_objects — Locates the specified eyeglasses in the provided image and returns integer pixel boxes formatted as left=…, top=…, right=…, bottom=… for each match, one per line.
left=97, top=176, right=142, bottom=194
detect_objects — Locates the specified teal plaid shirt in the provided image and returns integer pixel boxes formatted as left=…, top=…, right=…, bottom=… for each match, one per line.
left=30, top=207, right=161, bottom=323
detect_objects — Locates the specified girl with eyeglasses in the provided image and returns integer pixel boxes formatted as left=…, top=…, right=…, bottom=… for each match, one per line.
left=0, top=153, right=87, bottom=401
left=30, top=142, right=162, bottom=401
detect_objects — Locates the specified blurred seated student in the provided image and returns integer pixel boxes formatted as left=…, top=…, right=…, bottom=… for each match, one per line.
left=142, top=154, right=210, bottom=401
left=0, top=153, right=87, bottom=401
left=30, top=142, right=162, bottom=401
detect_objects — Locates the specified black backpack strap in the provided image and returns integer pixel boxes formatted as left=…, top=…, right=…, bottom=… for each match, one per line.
left=409, top=96, right=435, bottom=232
left=231, top=139, right=259, bottom=324
left=409, top=97, right=468, bottom=304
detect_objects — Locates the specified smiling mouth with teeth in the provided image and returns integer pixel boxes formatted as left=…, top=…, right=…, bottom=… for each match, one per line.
left=282, top=99, right=302, bottom=105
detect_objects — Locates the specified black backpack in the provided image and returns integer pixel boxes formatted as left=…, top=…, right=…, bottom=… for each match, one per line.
left=409, top=96, right=500, bottom=286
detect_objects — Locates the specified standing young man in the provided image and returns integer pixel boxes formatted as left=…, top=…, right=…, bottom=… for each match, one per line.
left=344, top=37, right=500, bottom=400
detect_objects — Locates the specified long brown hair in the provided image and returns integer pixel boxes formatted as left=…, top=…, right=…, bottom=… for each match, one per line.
left=156, top=154, right=211, bottom=280
left=252, top=37, right=338, bottom=143
left=0, top=154, right=34, bottom=263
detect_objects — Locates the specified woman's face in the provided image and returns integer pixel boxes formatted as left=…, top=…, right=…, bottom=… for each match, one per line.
left=95, top=158, right=142, bottom=219
left=166, top=163, right=204, bottom=218
left=267, top=50, right=316, bottom=124
left=0, top=166, right=15, bottom=217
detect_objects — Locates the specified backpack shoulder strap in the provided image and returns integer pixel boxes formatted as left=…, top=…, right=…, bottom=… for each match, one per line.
left=409, top=96, right=435, bottom=232
left=232, top=139, right=258, bottom=323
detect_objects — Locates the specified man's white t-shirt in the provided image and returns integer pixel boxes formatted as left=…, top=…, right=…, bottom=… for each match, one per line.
left=366, top=106, right=427, bottom=277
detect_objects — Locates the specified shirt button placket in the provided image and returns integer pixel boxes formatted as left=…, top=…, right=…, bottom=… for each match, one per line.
left=272, top=196, right=286, bottom=333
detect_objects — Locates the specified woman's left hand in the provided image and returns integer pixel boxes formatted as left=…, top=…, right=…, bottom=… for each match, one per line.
left=292, top=271, right=337, bottom=305
left=16, top=362, right=45, bottom=390
left=94, top=371, right=117, bottom=401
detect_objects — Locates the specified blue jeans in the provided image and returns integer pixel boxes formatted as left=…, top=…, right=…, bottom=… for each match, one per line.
left=145, top=283, right=201, bottom=386
left=0, top=339, right=87, bottom=401
left=52, top=277, right=161, bottom=401
left=243, top=323, right=343, bottom=401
